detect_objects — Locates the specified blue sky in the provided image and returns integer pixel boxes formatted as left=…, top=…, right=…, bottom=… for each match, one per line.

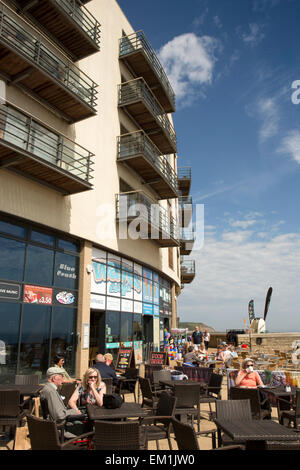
left=117, top=0, right=300, bottom=332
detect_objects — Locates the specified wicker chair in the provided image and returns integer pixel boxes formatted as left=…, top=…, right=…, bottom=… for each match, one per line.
left=15, top=374, right=42, bottom=415
left=26, top=414, right=94, bottom=450
left=199, top=372, right=223, bottom=420
left=59, top=382, right=77, bottom=407
left=93, top=420, right=147, bottom=450
left=173, top=383, right=202, bottom=432
left=229, top=387, right=271, bottom=420
left=279, top=390, right=300, bottom=429
left=118, top=368, right=139, bottom=402
left=102, top=378, right=113, bottom=395
left=140, top=391, right=176, bottom=450
left=139, top=377, right=159, bottom=411
left=215, top=399, right=252, bottom=447
left=0, top=390, right=30, bottom=450
left=172, top=418, right=243, bottom=451
left=152, top=369, right=172, bottom=394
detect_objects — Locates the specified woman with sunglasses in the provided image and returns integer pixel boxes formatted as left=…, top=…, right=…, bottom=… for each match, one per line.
left=235, top=359, right=264, bottom=388
left=68, top=367, right=106, bottom=411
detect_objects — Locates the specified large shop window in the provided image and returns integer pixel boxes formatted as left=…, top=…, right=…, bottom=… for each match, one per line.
left=0, top=236, right=26, bottom=282
left=25, top=245, right=54, bottom=286
left=18, top=304, right=51, bottom=376
left=51, top=307, right=77, bottom=377
left=133, top=314, right=142, bottom=341
left=0, top=302, right=21, bottom=380
left=120, top=312, right=133, bottom=343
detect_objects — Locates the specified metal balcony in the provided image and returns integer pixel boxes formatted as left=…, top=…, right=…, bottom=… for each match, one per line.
left=116, top=191, right=179, bottom=247
left=15, top=0, right=101, bottom=60
left=0, top=4, right=97, bottom=122
left=178, top=166, right=191, bottom=197
left=0, top=103, right=94, bottom=194
left=119, top=31, right=175, bottom=113
left=180, top=229, right=195, bottom=256
left=180, top=258, right=195, bottom=284
left=179, top=195, right=193, bottom=227
left=117, top=131, right=178, bottom=199
left=118, top=78, right=177, bottom=155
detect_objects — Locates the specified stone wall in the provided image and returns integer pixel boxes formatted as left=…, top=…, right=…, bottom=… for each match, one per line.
left=236, top=332, right=300, bottom=352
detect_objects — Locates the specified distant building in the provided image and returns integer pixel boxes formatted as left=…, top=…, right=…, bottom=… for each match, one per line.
left=0, top=0, right=195, bottom=382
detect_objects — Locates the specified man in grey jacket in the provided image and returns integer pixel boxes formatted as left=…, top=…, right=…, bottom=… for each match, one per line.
left=40, top=367, right=82, bottom=424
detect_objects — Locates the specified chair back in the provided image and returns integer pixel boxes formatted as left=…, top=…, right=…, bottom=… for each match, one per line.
left=295, top=390, right=300, bottom=415
left=59, top=382, right=77, bottom=406
left=139, top=377, right=153, bottom=400
left=230, top=387, right=261, bottom=418
left=94, top=420, right=144, bottom=450
left=152, top=369, right=172, bottom=387
left=208, top=372, right=223, bottom=394
left=15, top=374, right=41, bottom=385
left=156, top=391, right=177, bottom=418
left=172, top=418, right=199, bottom=450
left=102, top=378, right=113, bottom=395
left=27, top=414, right=61, bottom=450
left=0, top=390, right=21, bottom=417
left=173, top=384, right=200, bottom=408
left=124, top=368, right=138, bottom=379
left=216, top=399, right=252, bottom=421
left=40, top=396, right=51, bottom=420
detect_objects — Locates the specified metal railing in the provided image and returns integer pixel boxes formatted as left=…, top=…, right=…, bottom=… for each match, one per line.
left=118, top=78, right=177, bottom=150
left=0, top=4, right=97, bottom=109
left=119, top=30, right=175, bottom=110
left=0, top=104, right=94, bottom=183
left=180, top=229, right=195, bottom=242
left=178, top=167, right=192, bottom=180
left=179, top=195, right=193, bottom=208
left=117, top=131, right=178, bottom=194
left=53, top=0, right=101, bottom=46
left=116, top=191, right=180, bottom=241
left=180, top=258, right=196, bottom=275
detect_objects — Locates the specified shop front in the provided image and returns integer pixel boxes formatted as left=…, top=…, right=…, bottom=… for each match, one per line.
left=89, top=247, right=172, bottom=363
left=0, top=215, right=80, bottom=384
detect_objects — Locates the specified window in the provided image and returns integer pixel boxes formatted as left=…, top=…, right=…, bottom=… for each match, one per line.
left=106, top=311, right=120, bottom=343
left=54, top=252, right=79, bottom=290
left=0, top=302, right=21, bottom=376
left=120, top=312, right=132, bottom=342
left=51, top=306, right=77, bottom=376
left=0, top=220, right=26, bottom=238
left=133, top=314, right=142, bottom=341
left=168, top=247, right=174, bottom=270
left=25, top=245, right=54, bottom=286
left=0, top=236, right=26, bottom=282
left=31, top=230, right=55, bottom=247
left=119, top=178, right=133, bottom=193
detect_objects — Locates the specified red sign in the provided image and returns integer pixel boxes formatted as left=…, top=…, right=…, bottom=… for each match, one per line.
left=150, top=352, right=167, bottom=366
left=23, top=285, right=53, bottom=305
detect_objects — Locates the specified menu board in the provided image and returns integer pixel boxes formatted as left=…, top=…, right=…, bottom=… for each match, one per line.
left=150, top=351, right=167, bottom=366
left=116, top=348, right=134, bottom=371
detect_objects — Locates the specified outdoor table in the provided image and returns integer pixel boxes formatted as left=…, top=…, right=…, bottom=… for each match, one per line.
left=214, top=418, right=300, bottom=447
left=86, top=402, right=148, bottom=421
left=0, top=383, right=42, bottom=397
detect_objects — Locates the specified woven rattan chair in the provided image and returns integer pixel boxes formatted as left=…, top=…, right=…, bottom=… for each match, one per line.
left=15, top=374, right=42, bottom=415
left=102, top=378, right=113, bottom=395
left=140, top=390, right=176, bottom=450
left=0, top=389, right=30, bottom=450
left=172, top=418, right=243, bottom=451
left=173, top=383, right=202, bottom=432
left=26, top=414, right=94, bottom=450
left=279, top=390, right=300, bottom=429
left=139, top=377, right=159, bottom=410
left=118, top=368, right=139, bottom=402
left=93, top=420, right=147, bottom=450
left=230, top=387, right=271, bottom=420
left=152, top=369, right=172, bottom=394
left=60, top=382, right=77, bottom=407
left=199, top=372, right=223, bottom=420
left=215, top=399, right=252, bottom=447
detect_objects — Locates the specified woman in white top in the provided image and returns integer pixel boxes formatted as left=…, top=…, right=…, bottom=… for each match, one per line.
left=203, top=331, right=210, bottom=350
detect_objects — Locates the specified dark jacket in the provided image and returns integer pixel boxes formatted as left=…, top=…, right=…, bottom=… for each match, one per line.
left=94, top=361, right=118, bottom=386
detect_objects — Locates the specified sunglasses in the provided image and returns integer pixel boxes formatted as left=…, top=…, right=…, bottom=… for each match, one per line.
left=247, top=364, right=254, bottom=367
left=88, top=376, right=98, bottom=379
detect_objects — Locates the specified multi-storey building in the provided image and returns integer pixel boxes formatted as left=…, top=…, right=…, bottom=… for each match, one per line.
left=0, top=0, right=194, bottom=382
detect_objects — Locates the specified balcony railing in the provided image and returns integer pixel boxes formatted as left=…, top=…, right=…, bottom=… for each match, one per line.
left=0, top=103, right=94, bottom=193
left=180, top=258, right=195, bottom=283
left=178, top=167, right=192, bottom=180
left=118, top=78, right=177, bottom=154
left=0, top=4, right=97, bottom=120
left=177, top=166, right=192, bottom=197
left=15, top=0, right=101, bottom=60
left=180, top=229, right=195, bottom=255
left=116, top=191, right=179, bottom=246
left=119, top=31, right=175, bottom=112
left=117, top=131, right=178, bottom=198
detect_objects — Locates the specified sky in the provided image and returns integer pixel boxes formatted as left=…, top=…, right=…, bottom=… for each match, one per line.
left=117, top=0, right=300, bottom=332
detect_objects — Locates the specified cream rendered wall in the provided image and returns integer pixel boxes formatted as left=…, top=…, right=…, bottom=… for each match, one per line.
left=0, top=0, right=180, bottom=288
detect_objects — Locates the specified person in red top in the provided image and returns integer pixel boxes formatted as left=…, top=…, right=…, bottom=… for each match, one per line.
left=235, top=359, right=264, bottom=388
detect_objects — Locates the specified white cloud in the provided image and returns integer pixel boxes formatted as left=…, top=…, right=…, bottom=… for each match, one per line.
left=278, top=130, right=300, bottom=164
left=213, top=16, right=223, bottom=29
left=239, top=23, right=266, bottom=47
left=158, top=33, right=221, bottom=104
left=178, top=229, right=300, bottom=332
left=229, top=219, right=257, bottom=229
left=246, top=96, right=280, bottom=143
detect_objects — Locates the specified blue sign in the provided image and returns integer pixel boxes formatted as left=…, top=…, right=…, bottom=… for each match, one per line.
left=143, top=303, right=153, bottom=315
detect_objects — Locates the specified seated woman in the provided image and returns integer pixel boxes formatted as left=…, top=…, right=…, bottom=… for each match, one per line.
left=53, top=354, right=77, bottom=383
left=235, top=359, right=263, bottom=388
left=197, top=343, right=207, bottom=359
left=68, top=368, right=106, bottom=411
left=183, top=346, right=201, bottom=365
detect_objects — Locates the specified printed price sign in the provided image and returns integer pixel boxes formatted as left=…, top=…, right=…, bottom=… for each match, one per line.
left=150, top=351, right=167, bottom=366
left=24, top=285, right=53, bottom=305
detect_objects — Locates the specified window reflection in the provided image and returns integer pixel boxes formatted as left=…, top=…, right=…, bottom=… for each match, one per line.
left=133, top=314, right=142, bottom=341
left=19, top=304, right=51, bottom=376
left=51, top=307, right=76, bottom=377
left=106, top=311, right=120, bottom=343
left=25, top=245, right=54, bottom=286
left=0, top=302, right=20, bottom=383
left=0, top=236, right=25, bottom=282
left=120, top=312, right=132, bottom=342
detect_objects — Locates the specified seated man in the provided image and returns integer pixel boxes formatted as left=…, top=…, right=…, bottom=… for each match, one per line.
left=40, top=367, right=88, bottom=436
left=183, top=346, right=201, bottom=365
left=94, top=353, right=118, bottom=386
